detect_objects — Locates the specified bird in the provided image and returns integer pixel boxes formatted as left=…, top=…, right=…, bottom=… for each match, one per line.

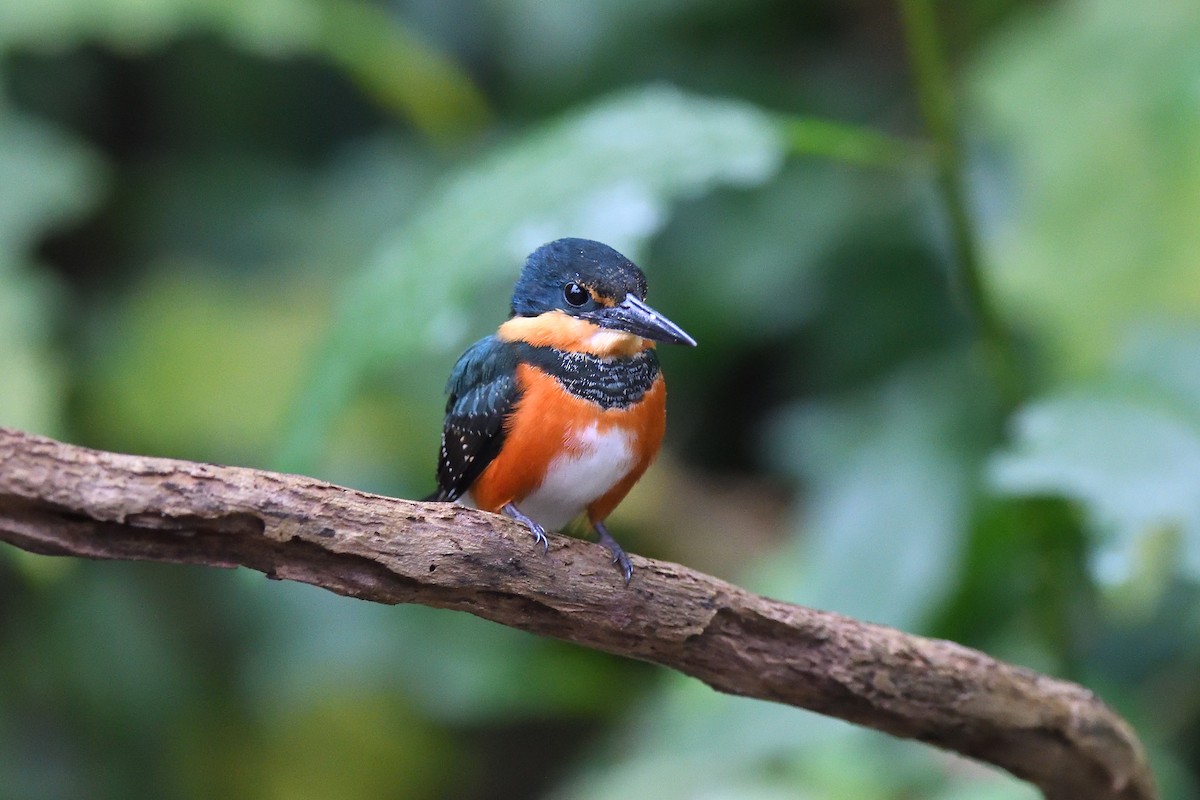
left=426, top=238, right=696, bottom=583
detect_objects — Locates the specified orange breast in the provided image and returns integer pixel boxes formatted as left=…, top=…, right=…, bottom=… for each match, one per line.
left=468, top=363, right=667, bottom=525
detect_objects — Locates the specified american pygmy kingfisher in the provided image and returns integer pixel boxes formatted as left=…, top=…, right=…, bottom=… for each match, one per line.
left=427, top=238, right=696, bottom=583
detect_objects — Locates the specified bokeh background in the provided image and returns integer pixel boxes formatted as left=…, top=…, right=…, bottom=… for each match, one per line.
left=2, top=0, right=1199, bottom=797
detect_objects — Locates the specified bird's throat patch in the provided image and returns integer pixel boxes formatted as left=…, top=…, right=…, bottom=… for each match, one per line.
left=516, top=344, right=660, bottom=410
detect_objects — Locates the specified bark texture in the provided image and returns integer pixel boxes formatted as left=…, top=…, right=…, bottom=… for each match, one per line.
left=0, top=428, right=1155, bottom=800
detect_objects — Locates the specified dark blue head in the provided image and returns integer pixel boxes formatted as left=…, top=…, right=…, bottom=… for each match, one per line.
left=510, top=238, right=696, bottom=346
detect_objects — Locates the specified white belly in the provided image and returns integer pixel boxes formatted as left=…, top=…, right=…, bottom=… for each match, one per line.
left=519, top=423, right=636, bottom=530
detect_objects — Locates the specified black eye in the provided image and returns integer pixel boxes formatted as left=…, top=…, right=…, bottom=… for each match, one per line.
left=563, top=282, right=589, bottom=308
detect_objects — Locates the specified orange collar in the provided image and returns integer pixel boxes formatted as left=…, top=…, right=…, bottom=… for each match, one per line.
left=497, top=311, right=654, bottom=357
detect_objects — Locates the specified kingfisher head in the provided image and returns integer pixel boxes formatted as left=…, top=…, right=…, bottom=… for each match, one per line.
left=507, top=238, right=697, bottom=350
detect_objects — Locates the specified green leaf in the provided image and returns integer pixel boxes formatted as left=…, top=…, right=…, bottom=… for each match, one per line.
left=1115, top=323, right=1200, bottom=412
left=0, top=101, right=103, bottom=253
left=993, top=395, right=1200, bottom=582
left=990, top=326, right=1200, bottom=589
left=0, top=0, right=487, bottom=139
left=241, top=583, right=640, bottom=724
left=777, top=115, right=926, bottom=167
left=0, top=0, right=318, bottom=54
left=0, top=101, right=103, bottom=435
left=0, top=268, right=64, bottom=434
left=971, top=0, right=1200, bottom=374
left=279, top=85, right=787, bottom=470
left=312, top=1, right=489, bottom=137
left=79, top=271, right=328, bottom=466
left=771, top=353, right=995, bottom=629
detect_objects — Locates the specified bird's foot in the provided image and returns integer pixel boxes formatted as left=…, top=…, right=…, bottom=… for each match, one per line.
left=594, top=521, right=633, bottom=585
left=501, top=502, right=549, bottom=553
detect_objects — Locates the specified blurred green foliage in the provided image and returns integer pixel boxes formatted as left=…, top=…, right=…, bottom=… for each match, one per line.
left=0, top=98, right=101, bottom=436
left=1, top=0, right=1199, bottom=798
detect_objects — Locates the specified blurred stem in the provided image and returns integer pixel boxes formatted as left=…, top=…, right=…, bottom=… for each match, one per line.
left=776, top=115, right=927, bottom=168
left=899, top=0, right=1022, bottom=409
left=314, top=0, right=490, bottom=141
left=900, top=3, right=1093, bottom=684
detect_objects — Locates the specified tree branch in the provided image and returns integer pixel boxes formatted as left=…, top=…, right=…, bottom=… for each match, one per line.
left=0, top=428, right=1154, bottom=800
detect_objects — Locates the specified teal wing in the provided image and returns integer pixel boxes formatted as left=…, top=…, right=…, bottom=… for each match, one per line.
left=429, top=336, right=523, bottom=501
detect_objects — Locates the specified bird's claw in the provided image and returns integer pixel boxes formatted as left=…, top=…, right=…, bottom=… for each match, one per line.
left=531, top=523, right=549, bottom=554
left=612, top=551, right=633, bottom=585
left=501, top=505, right=633, bottom=583
left=594, top=521, right=634, bottom=585
left=501, top=502, right=549, bottom=554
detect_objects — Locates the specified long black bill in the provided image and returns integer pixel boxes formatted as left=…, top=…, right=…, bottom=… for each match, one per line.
left=585, top=293, right=697, bottom=346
